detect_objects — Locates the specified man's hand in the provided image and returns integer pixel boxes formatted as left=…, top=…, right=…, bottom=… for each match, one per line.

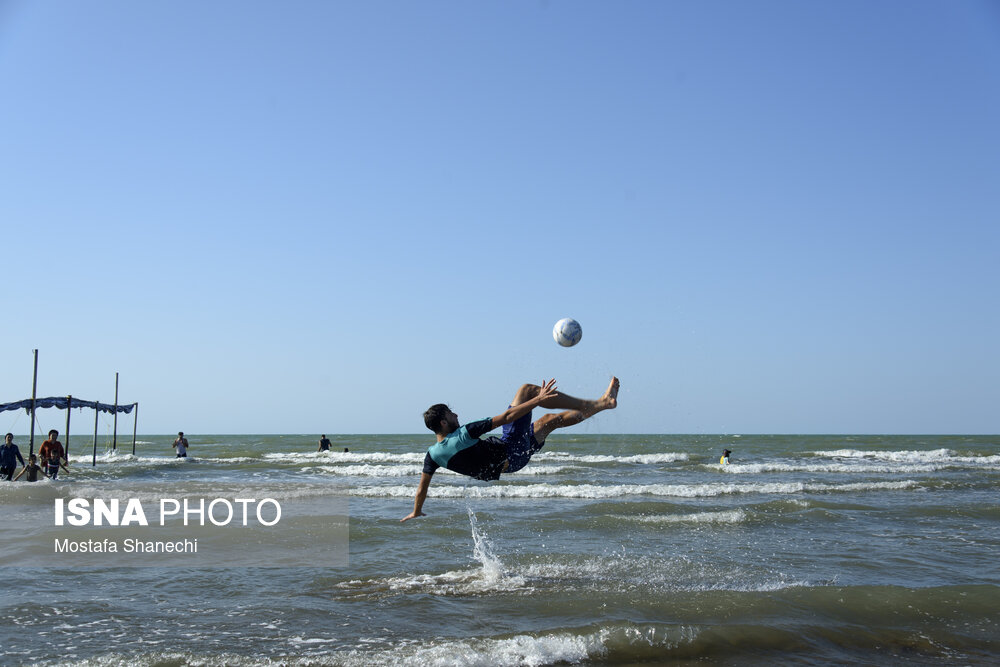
left=536, top=378, right=558, bottom=404
left=402, top=472, right=433, bottom=523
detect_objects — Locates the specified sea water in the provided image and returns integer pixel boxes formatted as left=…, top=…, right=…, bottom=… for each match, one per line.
left=0, top=433, right=998, bottom=665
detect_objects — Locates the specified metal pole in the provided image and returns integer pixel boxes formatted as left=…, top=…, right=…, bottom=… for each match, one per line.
left=112, top=372, right=119, bottom=452
left=92, top=402, right=99, bottom=467
left=29, top=349, right=38, bottom=457
left=65, top=395, right=72, bottom=461
left=132, top=403, right=138, bottom=456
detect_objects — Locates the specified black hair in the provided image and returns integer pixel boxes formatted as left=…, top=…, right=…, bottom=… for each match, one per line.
left=48, top=429, right=58, bottom=437
left=5, top=433, right=12, bottom=440
left=423, top=404, right=450, bottom=433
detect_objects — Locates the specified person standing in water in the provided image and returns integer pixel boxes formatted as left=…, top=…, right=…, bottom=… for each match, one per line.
left=318, top=435, right=332, bottom=452
left=720, top=449, right=732, bottom=465
left=402, top=376, right=619, bottom=522
left=1, top=434, right=25, bottom=481
left=38, top=430, right=67, bottom=479
left=13, top=454, right=42, bottom=482
left=173, top=432, right=189, bottom=458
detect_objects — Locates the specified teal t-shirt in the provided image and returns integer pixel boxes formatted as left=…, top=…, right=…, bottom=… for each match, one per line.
left=423, top=418, right=507, bottom=481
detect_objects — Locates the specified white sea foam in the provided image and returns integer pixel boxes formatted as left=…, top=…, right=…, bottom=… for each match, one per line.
left=90, top=452, right=186, bottom=465
left=88, top=451, right=273, bottom=466
left=338, top=630, right=607, bottom=666
left=951, top=454, right=1000, bottom=464
left=88, top=448, right=689, bottom=468
left=614, top=509, right=747, bottom=525
left=535, top=452, right=689, bottom=464
left=719, top=462, right=951, bottom=474
left=303, top=463, right=574, bottom=477
left=310, top=464, right=419, bottom=477
left=80, top=453, right=264, bottom=468
left=513, top=465, right=578, bottom=475
left=264, top=451, right=425, bottom=464
left=10, top=477, right=923, bottom=505
left=288, top=636, right=337, bottom=645
left=194, top=457, right=260, bottom=464
left=340, top=551, right=815, bottom=601
left=54, top=630, right=646, bottom=667
left=814, top=448, right=953, bottom=462
left=94, top=451, right=428, bottom=466
left=813, top=448, right=1000, bottom=466
left=337, top=566, right=530, bottom=597
left=338, top=506, right=528, bottom=596
left=348, top=480, right=920, bottom=499
left=520, top=558, right=813, bottom=594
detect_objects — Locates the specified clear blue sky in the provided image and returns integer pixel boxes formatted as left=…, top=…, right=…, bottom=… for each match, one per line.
left=1, top=1, right=997, bottom=435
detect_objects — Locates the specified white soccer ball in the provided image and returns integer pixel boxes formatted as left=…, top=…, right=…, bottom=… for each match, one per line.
left=553, top=318, right=582, bottom=347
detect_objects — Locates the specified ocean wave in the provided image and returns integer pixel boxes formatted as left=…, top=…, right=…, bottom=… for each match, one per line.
left=717, top=462, right=976, bottom=474
left=613, top=509, right=747, bottom=525
left=301, top=464, right=576, bottom=478
left=309, top=464, right=419, bottom=477
left=363, top=630, right=606, bottom=666
left=813, top=448, right=954, bottom=462
left=349, top=480, right=921, bottom=499
left=25, top=483, right=350, bottom=504
left=335, top=551, right=809, bottom=600
left=264, top=451, right=426, bottom=464
left=512, top=465, right=579, bottom=476
left=535, top=452, right=689, bottom=464
left=812, top=449, right=1000, bottom=469
left=51, top=629, right=617, bottom=666
left=193, top=457, right=261, bottom=464
left=48, top=608, right=1000, bottom=667
left=85, top=451, right=276, bottom=466
left=89, top=452, right=190, bottom=465
left=90, top=451, right=429, bottom=466
left=336, top=565, right=530, bottom=597
left=81, top=449, right=691, bottom=468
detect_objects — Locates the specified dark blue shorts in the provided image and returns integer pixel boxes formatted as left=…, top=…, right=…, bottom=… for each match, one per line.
left=500, top=408, right=545, bottom=474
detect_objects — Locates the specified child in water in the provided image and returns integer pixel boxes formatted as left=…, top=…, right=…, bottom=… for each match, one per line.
left=720, top=449, right=732, bottom=465
left=14, top=455, right=43, bottom=482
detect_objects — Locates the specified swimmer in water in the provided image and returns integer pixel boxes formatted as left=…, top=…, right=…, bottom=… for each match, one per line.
left=720, top=449, right=732, bottom=465
left=401, top=377, right=620, bottom=522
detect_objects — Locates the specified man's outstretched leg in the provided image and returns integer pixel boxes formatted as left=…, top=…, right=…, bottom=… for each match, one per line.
left=532, top=376, right=619, bottom=443
left=508, top=377, right=617, bottom=411
left=502, top=377, right=620, bottom=474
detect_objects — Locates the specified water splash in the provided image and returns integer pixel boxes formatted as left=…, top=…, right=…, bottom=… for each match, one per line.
left=467, top=504, right=506, bottom=585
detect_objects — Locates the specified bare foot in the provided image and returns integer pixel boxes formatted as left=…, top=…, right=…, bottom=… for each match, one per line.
left=599, top=376, right=620, bottom=410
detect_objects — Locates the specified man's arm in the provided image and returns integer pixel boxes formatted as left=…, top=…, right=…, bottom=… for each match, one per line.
left=13, top=466, right=25, bottom=481
left=401, top=473, right=433, bottom=522
left=489, top=379, right=558, bottom=429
